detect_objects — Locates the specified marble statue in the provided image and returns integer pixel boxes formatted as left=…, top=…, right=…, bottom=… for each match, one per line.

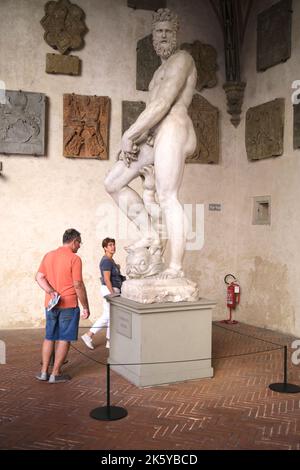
left=104, top=9, right=199, bottom=302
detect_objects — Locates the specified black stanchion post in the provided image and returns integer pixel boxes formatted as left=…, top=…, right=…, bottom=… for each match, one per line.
left=269, top=345, right=300, bottom=393
left=90, top=363, right=128, bottom=421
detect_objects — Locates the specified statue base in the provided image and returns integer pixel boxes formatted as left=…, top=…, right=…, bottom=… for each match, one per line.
left=121, top=277, right=199, bottom=303
left=108, top=296, right=216, bottom=387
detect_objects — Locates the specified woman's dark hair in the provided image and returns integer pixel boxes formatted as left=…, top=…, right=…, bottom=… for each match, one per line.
left=63, top=228, right=81, bottom=244
left=102, top=237, right=115, bottom=248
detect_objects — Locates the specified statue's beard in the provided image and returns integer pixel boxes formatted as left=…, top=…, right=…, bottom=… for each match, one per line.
left=153, top=38, right=177, bottom=60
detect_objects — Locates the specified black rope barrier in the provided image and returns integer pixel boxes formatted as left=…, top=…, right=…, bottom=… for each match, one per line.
left=64, top=323, right=300, bottom=421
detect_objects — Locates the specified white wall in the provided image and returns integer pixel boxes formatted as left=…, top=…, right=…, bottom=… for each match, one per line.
left=1, top=0, right=299, bottom=337
left=233, top=0, right=300, bottom=335
left=0, top=0, right=227, bottom=329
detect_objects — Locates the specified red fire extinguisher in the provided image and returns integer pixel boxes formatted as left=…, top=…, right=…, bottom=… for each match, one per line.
left=221, top=274, right=240, bottom=324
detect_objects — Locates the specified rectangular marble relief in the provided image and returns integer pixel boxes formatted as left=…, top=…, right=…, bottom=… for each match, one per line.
left=63, top=94, right=110, bottom=159
left=0, top=90, right=46, bottom=155
left=187, top=95, right=219, bottom=164
left=257, top=0, right=292, bottom=72
left=122, top=101, right=146, bottom=135
left=246, top=99, right=285, bottom=161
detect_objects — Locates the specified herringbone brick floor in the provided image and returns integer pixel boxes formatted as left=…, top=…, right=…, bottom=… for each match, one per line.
left=0, top=322, right=300, bottom=450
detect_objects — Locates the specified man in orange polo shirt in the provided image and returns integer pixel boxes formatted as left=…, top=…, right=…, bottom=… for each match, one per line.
left=35, top=228, right=90, bottom=383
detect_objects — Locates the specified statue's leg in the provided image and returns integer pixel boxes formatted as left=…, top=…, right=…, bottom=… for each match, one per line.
left=104, top=145, right=158, bottom=248
left=154, top=117, right=194, bottom=278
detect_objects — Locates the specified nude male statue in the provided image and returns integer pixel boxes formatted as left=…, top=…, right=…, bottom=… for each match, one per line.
left=104, top=9, right=197, bottom=279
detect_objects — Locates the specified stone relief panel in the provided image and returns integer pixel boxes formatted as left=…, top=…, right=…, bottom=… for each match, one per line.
left=257, top=0, right=292, bottom=72
left=128, top=0, right=166, bottom=10
left=122, top=101, right=146, bottom=135
left=293, top=104, right=300, bottom=149
left=46, top=53, right=80, bottom=75
left=181, top=41, right=218, bottom=92
left=186, top=94, right=219, bottom=164
left=63, top=94, right=110, bottom=159
left=245, top=98, right=285, bottom=161
left=41, top=0, right=87, bottom=54
left=136, top=35, right=161, bottom=91
left=0, top=90, right=46, bottom=156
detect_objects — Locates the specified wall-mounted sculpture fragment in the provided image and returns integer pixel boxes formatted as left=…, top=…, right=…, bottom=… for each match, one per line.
left=245, top=99, right=285, bottom=161
left=136, top=35, right=161, bottom=91
left=46, top=53, right=80, bottom=75
left=293, top=104, right=300, bottom=149
left=128, top=0, right=166, bottom=10
left=186, top=94, right=219, bottom=164
left=63, top=94, right=110, bottom=159
left=41, top=0, right=87, bottom=75
left=257, top=0, right=292, bottom=72
left=0, top=90, right=46, bottom=155
left=181, top=41, right=218, bottom=92
left=122, top=101, right=146, bottom=135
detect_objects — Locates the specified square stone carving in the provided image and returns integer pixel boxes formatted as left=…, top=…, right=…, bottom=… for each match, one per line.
left=293, top=104, right=300, bottom=149
left=63, top=94, right=110, bottom=159
left=246, top=99, right=285, bottom=161
left=122, top=101, right=146, bottom=135
left=0, top=90, right=46, bottom=155
left=136, top=34, right=161, bottom=91
left=257, top=0, right=292, bottom=72
left=128, top=0, right=166, bottom=10
left=186, top=94, right=219, bottom=164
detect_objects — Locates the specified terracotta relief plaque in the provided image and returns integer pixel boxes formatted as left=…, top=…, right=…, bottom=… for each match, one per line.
left=128, top=0, right=166, bottom=10
left=181, top=41, right=218, bottom=92
left=186, top=94, right=219, bottom=164
left=0, top=90, right=46, bottom=155
left=257, top=0, right=292, bottom=72
left=41, top=0, right=87, bottom=54
left=136, top=35, right=161, bottom=91
left=245, top=99, right=285, bottom=161
left=293, top=104, right=300, bottom=149
left=63, top=94, right=110, bottom=159
left=122, top=101, right=146, bottom=135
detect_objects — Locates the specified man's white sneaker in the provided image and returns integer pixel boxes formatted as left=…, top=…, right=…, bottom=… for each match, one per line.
left=81, top=333, right=94, bottom=350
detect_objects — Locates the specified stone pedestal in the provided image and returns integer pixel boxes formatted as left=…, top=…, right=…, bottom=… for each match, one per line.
left=108, top=296, right=216, bottom=387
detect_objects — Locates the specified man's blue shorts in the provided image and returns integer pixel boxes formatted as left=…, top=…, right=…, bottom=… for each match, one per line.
left=45, top=307, right=80, bottom=341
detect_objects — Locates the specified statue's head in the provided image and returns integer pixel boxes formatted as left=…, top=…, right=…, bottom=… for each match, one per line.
left=152, top=8, right=179, bottom=60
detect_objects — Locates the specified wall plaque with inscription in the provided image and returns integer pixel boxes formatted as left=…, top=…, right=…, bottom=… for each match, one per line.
left=63, top=94, right=110, bottom=159
left=245, top=99, right=285, bottom=161
left=0, top=90, right=46, bottom=155
left=257, top=0, right=292, bottom=72
left=186, top=94, right=219, bottom=164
